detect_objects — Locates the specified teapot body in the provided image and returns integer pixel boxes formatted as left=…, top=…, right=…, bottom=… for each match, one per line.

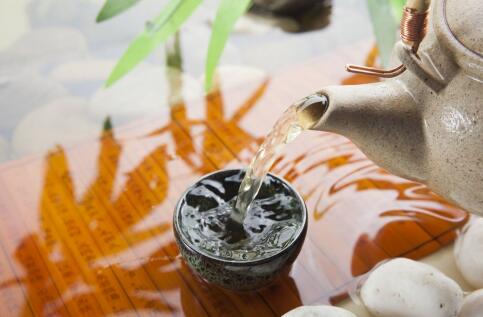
left=309, top=0, right=483, bottom=215
left=407, top=65, right=482, bottom=215
left=395, top=0, right=482, bottom=215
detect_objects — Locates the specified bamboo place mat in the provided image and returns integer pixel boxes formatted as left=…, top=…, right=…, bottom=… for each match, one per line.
left=0, top=44, right=467, bottom=316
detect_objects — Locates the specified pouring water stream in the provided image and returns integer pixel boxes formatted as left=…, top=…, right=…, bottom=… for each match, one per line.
left=232, top=93, right=328, bottom=223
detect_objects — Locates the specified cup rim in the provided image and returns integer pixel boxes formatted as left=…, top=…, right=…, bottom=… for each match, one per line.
left=173, top=168, right=308, bottom=266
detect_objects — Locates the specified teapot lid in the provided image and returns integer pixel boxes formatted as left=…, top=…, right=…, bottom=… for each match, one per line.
left=445, top=0, right=482, bottom=56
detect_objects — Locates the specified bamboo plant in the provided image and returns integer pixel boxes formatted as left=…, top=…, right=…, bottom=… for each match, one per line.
left=97, top=0, right=405, bottom=91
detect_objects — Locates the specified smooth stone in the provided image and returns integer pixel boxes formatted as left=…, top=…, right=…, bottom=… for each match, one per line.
left=26, top=0, right=167, bottom=47
left=361, top=258, right=463, bottom=317
left=282, top=305, right=357, bottom=317
left=240, top=35, right=312, bottom=73
left=0, top=0, right=30, bottom=50
left=0, top=27, right=87, bottom=73
left=49, top=59, right=122, bottom=101
left=458, top=289, right=483, bottom=317
left=49, top=59, right=116, bottom=83
left=12, top=97, right=101, bottom=157
left=88, top=65, right=203, bottom=125
left=0, top=70, right=68, bottom=131
left=202, top=65, right=268, bottom=93
left=454, top=218, right=483, bottom=288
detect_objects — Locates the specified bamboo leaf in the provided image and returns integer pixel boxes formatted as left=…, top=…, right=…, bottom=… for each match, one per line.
left=366, top=0, right=398, bottom=67
left=106, top=0, right=202, bottom=87
left=204, top=0, right=251, bottom=91
left=96, top=0, right=142, bottom=22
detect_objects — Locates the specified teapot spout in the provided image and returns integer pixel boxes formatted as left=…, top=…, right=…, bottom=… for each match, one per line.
left=298, top=81, right=428, bottom=182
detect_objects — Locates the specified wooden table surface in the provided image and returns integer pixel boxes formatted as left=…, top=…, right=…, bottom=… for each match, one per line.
left=0, top=41, right=468, bottom=316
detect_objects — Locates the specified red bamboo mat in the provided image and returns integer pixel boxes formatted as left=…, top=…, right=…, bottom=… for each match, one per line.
left=0, top=44, right=467, bottom=316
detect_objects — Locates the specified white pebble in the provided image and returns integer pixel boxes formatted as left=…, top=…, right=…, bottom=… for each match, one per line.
left=0, top=70, right=67, bottom=130
left=12, top=97, right=100, bottom=157
left=0, top=28, right=87, bottom=72
left=458, top=289, right=483, bottom=317
left=282, top=305, right=357, bottom=317
left=454, top=218, right=483, bottom=288
left=88, top=65, right=202, bottom=124
left=202, top=65, right=267, bottom=94
left=361, top=258, right=463, bottom=317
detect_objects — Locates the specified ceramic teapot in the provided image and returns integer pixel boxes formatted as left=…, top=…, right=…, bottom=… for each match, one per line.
left=300, top=0, right=482, bottom=216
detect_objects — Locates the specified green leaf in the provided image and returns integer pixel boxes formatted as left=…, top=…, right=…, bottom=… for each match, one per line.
left=106, top=0, right=202, bottom=87
left=204, top=0, right=251, bottom=91
left=366, top=0, right=398, bottom=67
left=96, top=0, right=142, bottom=22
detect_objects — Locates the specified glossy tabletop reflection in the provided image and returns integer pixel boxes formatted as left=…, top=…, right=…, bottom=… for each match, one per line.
left=0, top=48, right=468, bottom=316
left=0, top=0, right=468, bottom=316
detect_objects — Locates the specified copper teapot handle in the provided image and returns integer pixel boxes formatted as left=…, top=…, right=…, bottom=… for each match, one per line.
left=346, top=0, right=430, bottom=78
